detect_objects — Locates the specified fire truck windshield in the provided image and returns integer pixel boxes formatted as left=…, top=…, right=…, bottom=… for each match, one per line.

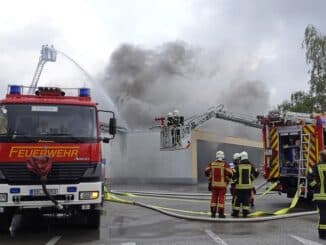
left=0, top=104, right=97, bottom=143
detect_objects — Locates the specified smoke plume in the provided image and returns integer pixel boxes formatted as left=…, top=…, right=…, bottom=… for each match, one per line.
left=101, top=41, right=270, bottom=130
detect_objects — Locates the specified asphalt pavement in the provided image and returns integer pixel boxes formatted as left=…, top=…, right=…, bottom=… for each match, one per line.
left=0, top=182, right=323, bottom=245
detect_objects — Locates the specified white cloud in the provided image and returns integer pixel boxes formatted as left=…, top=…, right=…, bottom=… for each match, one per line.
left=0, top=0, right=112, bottom=91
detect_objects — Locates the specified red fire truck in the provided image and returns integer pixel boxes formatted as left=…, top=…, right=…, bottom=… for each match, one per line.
left=157, top=106, right=326, bottom=200
left=260, top=111, right=325, bottom=199
left=0, top=85, right=116, bottom=231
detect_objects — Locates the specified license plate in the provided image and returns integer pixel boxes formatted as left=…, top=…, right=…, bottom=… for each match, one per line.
left=30, top=189, right=58, bottom=196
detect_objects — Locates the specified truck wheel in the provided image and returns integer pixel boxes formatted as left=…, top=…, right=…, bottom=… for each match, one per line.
left=0, top=210, right=13, bottom=232
left=86, top=210, right=100, bottom=229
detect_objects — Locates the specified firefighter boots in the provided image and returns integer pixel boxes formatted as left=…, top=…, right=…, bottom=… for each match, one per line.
left=231, top=210, right=239, bottom=218
left=218, top=208, right=225, bottom=218
left=210, top=207, right=216, bottom=218
left=243, top=209, right=250, bottom=218
left=218, top=212, right=225, bottom=218
left=319, top=230, right=326, bottom=240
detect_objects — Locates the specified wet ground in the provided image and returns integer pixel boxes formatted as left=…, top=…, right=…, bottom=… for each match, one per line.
left=0, top=181, right=323, bottom=245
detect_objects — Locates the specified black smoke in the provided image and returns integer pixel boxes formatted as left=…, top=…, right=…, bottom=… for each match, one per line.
left=101, top=41, right=270, bottom=130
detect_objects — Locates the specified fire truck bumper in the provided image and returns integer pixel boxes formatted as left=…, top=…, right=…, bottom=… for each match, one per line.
left=0, top=181, right=103, bottom=209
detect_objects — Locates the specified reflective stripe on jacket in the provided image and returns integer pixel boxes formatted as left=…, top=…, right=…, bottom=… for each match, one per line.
left=205, top=160, right=232, bottom=188
left=309, top=163, right=326, bottom=201
left=233, top=160, right=258, bottom=190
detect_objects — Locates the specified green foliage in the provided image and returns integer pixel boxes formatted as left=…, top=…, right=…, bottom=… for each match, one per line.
left=278, top=25, right=326, bottom=113
left=303, top=25, right=326, bottom=112
left=278, top=91, right=314, bottom=113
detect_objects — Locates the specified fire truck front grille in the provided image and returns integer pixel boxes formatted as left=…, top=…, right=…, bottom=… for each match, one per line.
left=0, top=163, right=92, bottom=184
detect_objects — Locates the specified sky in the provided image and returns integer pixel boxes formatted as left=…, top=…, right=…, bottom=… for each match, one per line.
left=0, top=0, right=326, bottom=127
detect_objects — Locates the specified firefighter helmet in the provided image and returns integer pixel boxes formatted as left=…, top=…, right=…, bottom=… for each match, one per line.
left=173, top=110, right=179, bottom=116
left=233, top=153, right=240, bottom=160
left=216, top=150, right=225, bottom=160
left=240, top=151, right=248, bottom=160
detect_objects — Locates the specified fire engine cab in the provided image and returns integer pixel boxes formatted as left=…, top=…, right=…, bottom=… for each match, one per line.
left=0, top=85, right=116, bottom=231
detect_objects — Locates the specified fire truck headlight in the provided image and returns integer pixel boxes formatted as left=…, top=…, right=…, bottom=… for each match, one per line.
left=79, top=191, right=99, bottom=200
left=0, top=193, right=7, bottom=202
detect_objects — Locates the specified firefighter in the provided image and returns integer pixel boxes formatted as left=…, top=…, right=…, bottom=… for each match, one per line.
left=229, top=152, right=240, bottom=170
left=205, top=150, right=233, bottom=218
left=308, top=150, right=326, bottom=240
left=167, top=112, right=173, bottom=126
left=172, top=110, right=180, bottom=126
left=37, top=120, right=50, bottom=134
left=173, top=110, right=181, bottom=145
left=231, top=151, right=259, bottom=218
left=229, top=153, right=240, bottom=207
left=166, top=112, right=175, bottom=146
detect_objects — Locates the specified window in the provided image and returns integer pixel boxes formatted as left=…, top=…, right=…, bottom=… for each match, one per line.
left=0, top=104, right=97, bottom=143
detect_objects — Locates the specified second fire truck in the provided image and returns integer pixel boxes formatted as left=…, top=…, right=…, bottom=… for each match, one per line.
left=156, top=106, right=326, bottom=199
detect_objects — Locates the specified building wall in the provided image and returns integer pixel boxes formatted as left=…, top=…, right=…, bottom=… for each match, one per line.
left=104, top=130, right=194, bottom=184
left=104, top=129, right=262, bottom=184
left=197, top=140, right=263, bottom=182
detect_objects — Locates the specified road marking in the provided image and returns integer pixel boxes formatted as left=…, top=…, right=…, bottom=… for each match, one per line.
left=289, top=234, right=323, bottom=245
left=45, top=236, right=62, bottom=245
left=205, top=229, right=229, bottom=245
left=121, top=243, right=136, bottom=245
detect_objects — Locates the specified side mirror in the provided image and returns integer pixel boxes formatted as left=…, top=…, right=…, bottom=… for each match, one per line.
left=109, top=118, right=116, bottom=136
left=98, top=109, right=117, bottom=142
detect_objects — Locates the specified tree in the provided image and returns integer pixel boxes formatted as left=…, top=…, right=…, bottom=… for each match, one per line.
left=302, top=25, right=326, bottom=112
left=278, top=91, right=314, bottom=113
left=278, top=25, right=326, bottom=113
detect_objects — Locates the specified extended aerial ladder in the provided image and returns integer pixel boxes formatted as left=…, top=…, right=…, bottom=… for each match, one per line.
left=156, top=105, right=262, bottom=150
left=29, top=45, right=57, bottom=94
left=28, top=45, right=128, bottom=134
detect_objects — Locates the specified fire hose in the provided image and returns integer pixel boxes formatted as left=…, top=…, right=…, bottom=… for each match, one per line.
left=26, top=156, right=63, bottom=210
left=104, top=184, right=318, bottom=222
left=109, top=181, right=275, bottom=202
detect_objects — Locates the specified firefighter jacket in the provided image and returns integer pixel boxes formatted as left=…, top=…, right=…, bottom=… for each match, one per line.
left=167, top=116, right=174, bottom=126
left=308, top=161, right=326, bottom=201
left=205, top=160, right=233, bottom=188
left=233, top=159, right=259, bottom=190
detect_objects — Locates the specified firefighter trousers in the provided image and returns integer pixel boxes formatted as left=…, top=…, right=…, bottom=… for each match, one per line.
left=210, top=187, right=226, bottom=214
left=317, top=201, right=326, bottom=239
left=233, top=189, right=251, bottom=217
left=230, top=184, right=236, bottom=207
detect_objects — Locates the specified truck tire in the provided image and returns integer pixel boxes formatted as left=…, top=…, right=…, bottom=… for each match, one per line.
left=86, top=210, right=100, bottom=229
left=0, top=210, right=13, bottom=232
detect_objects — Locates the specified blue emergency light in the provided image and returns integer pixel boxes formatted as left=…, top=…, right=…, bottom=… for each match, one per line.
left=79, top=88, right=90, bottom=97
left=9, top=85, right=21, bottom=95
left=67, top=186, right=77, bottom=192
left=10, top=188, right=20, bottom=194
